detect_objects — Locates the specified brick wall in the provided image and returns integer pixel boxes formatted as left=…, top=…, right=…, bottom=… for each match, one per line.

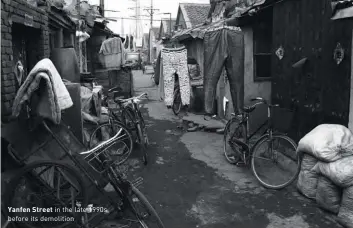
left=1, top=0, right=50, bottom=121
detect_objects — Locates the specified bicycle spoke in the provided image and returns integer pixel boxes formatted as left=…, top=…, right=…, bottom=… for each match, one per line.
left=251, top=135, right=299, bottom=189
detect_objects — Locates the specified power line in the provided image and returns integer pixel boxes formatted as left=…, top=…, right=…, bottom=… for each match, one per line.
left=105, top=17, right=188, bottom=24
left=143, top=0, right=159, bottom=28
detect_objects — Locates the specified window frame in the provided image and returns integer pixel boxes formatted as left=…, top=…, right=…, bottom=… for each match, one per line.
left=252, top=8, right=273, bottom=82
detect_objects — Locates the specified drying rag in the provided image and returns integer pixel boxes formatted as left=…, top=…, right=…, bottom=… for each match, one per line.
left=99, top=37, right=126, bottom=69
left=12, top=58, right=73, bottom=124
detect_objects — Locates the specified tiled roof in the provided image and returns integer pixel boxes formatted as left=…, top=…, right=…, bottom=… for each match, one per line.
left=161, top=18, right=177, bottom=34
left=180, top=3, right=211, bottom=28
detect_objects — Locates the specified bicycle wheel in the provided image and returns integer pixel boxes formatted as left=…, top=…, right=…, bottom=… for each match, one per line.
left=89, top=121, right=133, bottom=166
left=223, top=117, right=246, bottom=164
left=6, top=161, right=87, bottom=228
left=172, top=90, right=182, bottom=116
left=251, top=134, right=300, bottom=189
left=126, top=187, right=165, bottom=228
left=122, top=106, right=137, bottom=132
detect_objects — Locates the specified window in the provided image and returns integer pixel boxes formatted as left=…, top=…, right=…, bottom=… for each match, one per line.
left=253, top=7, right=273, bottom=81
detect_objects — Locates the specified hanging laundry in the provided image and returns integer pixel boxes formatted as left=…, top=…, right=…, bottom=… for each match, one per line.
left=161, top=46, right=190, bottom=106
left=203, top=29, right=245, bottom=115
left=12, top=58, right=73, bottom=124
left=99, top=37, right=125, bottom=69
left=154, top=52, right=162, bottom=85
left=158, top=54, right=165, bottom=101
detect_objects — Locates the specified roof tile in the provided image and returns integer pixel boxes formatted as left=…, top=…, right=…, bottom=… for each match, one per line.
left=181, top=3, right=211, bottom=27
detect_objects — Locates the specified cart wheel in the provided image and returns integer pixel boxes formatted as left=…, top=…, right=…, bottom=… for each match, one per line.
left=6, top=161, right=87, bottom=228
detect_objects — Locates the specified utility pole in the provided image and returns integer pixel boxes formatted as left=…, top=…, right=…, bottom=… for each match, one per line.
left=100, top=0, right=104, bottom=17
left=121, top=18, right=124, bottom=37
left=144, top=0, right=159, bottom=29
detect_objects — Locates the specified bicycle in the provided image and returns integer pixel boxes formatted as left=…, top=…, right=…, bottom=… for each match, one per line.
left=90, top=87, right=134, bottom=166
left=223, top=97, right=301, bottom=189
left=100, top=89, right=150, bottom=165
left=6, top=121, right=164, bottom=228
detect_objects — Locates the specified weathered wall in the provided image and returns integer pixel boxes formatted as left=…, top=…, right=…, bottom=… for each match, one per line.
left=1, top=0, right=50, bottom=121
left=243, top=27, right=271, bottom=105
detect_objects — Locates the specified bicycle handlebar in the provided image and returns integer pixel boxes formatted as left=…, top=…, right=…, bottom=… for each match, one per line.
left=116, top=93, right=148, bottom=103
left=80, top=128, right=123, bottom=155
left=249, top=97, right=279, bottom=108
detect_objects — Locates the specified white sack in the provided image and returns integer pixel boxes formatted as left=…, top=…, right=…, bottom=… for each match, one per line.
left=301, top=154, right=318, bottom=171
left=297, top=124, right=353, bottom=162
left=313, top=156, right=353, bottom=188
left=338, top=186, right=353, bottom=228
left=297, top=170, right=320, bottom=199
left=315, top=175, right=342, bottom=214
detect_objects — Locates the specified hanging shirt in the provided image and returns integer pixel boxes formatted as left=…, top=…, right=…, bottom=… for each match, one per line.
left=99, top=37, right=126, bottom=70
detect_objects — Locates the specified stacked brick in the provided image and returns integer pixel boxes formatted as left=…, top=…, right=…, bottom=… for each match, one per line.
left=1, top=0, right=50, bottom=121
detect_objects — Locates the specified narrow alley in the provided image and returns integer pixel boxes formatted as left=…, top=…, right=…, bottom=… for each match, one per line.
left=116, top=70, right=343, bottom=228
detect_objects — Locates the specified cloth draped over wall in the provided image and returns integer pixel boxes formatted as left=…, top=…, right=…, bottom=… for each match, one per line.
left=12, top=58, right=73, bottom=124
left=203, top=28, right=244, bottom=115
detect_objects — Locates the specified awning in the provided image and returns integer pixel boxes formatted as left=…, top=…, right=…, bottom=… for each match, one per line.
left=331, top=0, right=353, bottom=20
left=172, top=20, right=241, bottom=42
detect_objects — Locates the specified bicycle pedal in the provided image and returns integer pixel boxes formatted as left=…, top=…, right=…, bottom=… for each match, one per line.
left=236, top=161, right=246, bottom=167
left=132, top=177, right=143, bottom=188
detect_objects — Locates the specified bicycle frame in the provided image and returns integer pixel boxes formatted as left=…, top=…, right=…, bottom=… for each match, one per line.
left=41, top=121, right=137, bottom=226
left=230, top=104, right=277, bottom=159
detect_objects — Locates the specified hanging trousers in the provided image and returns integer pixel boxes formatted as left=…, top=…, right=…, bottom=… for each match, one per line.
left=161, top=47, right=190, bottom=106
left=203, top=29, right=245, bottom=115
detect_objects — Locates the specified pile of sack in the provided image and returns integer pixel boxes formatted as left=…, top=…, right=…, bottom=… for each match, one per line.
left=297, top=124, right=353, bottom=228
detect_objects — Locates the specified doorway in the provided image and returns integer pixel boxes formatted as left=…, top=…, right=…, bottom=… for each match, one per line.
left=12, top=23, right=42, bottom=76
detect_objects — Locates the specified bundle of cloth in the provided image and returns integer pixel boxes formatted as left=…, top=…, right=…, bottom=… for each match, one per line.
left=12, top=58, right=73, bottom=124
left=296, top=124, right=353, bottom=228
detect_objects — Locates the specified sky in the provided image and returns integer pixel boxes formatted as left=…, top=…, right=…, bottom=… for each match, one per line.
left=87, top=0, right=209, bottom=36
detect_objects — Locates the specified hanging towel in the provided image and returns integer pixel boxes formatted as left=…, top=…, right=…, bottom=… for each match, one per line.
left=12, top=58, right=73, bottom=124
left=161, top=46, right=190, bottom=106
left=99, top=37, right=126, bottom=69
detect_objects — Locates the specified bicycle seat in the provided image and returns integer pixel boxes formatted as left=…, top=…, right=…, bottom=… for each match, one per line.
left=114, top=98, right=126, bottom=104
left=243, top=105, right=256, bottom=113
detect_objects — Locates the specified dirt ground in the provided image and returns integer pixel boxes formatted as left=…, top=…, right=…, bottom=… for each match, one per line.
left=103, top=70, right=343, bottom=228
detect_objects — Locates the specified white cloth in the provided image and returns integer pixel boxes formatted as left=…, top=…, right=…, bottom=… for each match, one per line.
left=12, top=58, right=73, bottom=124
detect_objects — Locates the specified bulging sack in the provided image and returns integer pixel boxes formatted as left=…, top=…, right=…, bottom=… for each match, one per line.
left=313, top=157, right=353, bottom=188
left=338, top=186, right=353, bottom=228
left=315, top=175, right=342, bottom=214
left=301, top=154, right=318, bottom=171
left=297, top=170, right=320, bottom=199
left=297, top=124, right=353, bottom=162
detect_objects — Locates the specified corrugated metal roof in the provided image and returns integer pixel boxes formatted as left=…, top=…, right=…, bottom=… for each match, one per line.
left=172, top=19, right=242, bottom=41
